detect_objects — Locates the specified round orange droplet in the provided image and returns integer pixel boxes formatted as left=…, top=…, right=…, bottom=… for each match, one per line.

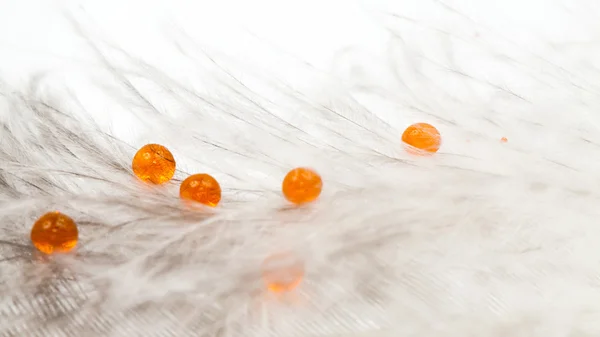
left=500, top=137, right=508, bottom=143
left=401, top=123, right=441, bottom=154
left=179, top=173, right=222, bottom=207
left=132, top=144, right=176, bottom=184
left=282, top=168, right=322, bottom=205
left=30, top=211, right=79, bottom=255
left=262, top=252, right=304, bottom=293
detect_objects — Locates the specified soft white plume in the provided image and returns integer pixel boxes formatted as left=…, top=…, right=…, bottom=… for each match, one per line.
left=1, top=0, right=600, bottom=336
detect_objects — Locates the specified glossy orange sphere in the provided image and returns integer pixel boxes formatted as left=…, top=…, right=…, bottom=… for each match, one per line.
left=401, top=123, right=441, bottom=154
left=282, top=167, right=322, bottom=205
left=30, top=211, right=79, bottom=255
left=132, top=144, right=176, bottom=184
left=262, top=252, right=304, bottom=293
left=179, top=173, right=222, bottom=207
left=500, top=137, right=508, bottom=143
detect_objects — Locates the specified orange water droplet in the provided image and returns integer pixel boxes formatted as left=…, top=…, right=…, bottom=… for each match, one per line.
left=179, top=173, right=222, bottom=207
left=31, top=212, right=78, bottom=255
left=401, top=123, right=441, bottom=154
left=282, top=167, right=322, bottom=205
left=500, top=137, right=508, bottom=143
left=262, top=252, right=304, bottom=293
left=132, top=144, right=176, bottom=184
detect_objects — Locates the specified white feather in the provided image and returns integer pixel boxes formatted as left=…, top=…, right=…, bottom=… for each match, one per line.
left=0, top=0, right=599, bottom=336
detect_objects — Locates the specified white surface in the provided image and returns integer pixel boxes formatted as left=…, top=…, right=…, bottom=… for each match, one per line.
left=1, top=0, right=600, bottom=336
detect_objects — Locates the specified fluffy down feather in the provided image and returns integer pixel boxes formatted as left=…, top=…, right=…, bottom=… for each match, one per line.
left=1, top=0, right=600, bottom=336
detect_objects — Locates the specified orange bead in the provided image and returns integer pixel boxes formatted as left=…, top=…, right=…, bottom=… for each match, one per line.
left=500, top=137, right=508, bottom=143
left=132, top=144, right=176, bottom=184
left=179, top=173, right=222, bottom=207
left=30, top=211, right=78, bottom=255
left=401, top=123, right=441, bottom=154
left=282, top=167, right=322, bottom=205
left=261, top=252, right=304, bottom=293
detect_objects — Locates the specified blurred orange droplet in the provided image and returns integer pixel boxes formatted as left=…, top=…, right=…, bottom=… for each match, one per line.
left=500, top=137, right=508, bottom=143
left=401, top=123, right=441, bottom=154
left=262, top=252, right=305, bottom=293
